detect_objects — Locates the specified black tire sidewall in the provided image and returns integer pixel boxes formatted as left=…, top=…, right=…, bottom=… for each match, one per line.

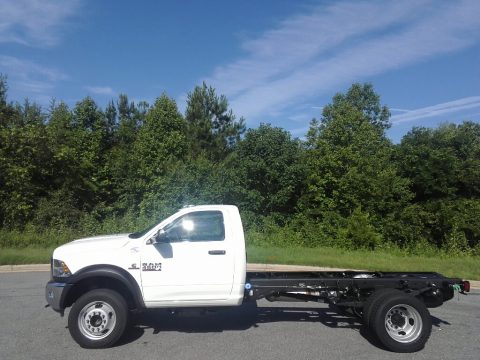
left=371, top=293, right=431, bottom=353
left=362, top=289, right=402, bottom=328
left=68, top=289, right=128, bottom=349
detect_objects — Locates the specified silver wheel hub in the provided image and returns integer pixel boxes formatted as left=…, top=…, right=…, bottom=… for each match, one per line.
left=78, top=301, right=116, bottom=340
left=384, top=304, right=422, bottom=343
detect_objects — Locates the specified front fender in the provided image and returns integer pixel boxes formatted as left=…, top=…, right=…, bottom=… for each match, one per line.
left=55, top=264, right=145, bottom=310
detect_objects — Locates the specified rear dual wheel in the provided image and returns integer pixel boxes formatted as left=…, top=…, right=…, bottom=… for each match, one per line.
left=363, top=290, right=432, bottom=353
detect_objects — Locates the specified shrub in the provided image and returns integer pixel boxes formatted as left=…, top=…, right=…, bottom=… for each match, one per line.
left=337, top=208, right=383, bottom=250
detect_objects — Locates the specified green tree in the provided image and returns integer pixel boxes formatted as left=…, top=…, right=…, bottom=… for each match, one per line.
left=226, top=124, right=306, bottom=221
left=0, top=99, right=52, bottom=227
left=104, top=96, right=148, bottom=215
left=397, top=122, right=480, bottom=201
left=185, top=82, right=245, bottom=160
left=69, top=97, right=111, bottom=212
left=320, top=83, right=391, bottom=131
left=395, top=122, right=480, bottom=249
left=116, top=94, right=138, bottom=145
left=36, top=101, right=86, bottom=228
left=0, top=74, right=7, bottom=105
left=105, top=100, right=117, bottom=142
left=302, top=84, right=411, bottom=244
left=0, top=74, right=19, bottom=127
left=134, top=94, right=188, bottom=216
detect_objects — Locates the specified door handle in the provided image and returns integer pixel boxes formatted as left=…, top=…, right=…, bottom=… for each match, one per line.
left=208, top=250, right=226, bottom=255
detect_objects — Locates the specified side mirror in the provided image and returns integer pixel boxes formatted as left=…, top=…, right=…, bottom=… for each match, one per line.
left=147, top=229, right=167, bottom=245
left=154, top=229, right=168, bottom=243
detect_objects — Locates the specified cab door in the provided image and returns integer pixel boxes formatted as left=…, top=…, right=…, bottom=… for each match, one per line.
left=140, top=210, right=234, bottom=303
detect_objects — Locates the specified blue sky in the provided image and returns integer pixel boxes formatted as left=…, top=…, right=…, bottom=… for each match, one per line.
left=0, top=0, right=479, bottom=142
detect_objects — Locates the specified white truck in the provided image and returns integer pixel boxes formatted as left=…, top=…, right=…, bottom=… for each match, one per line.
left=45, top=205, right=470, bottom=352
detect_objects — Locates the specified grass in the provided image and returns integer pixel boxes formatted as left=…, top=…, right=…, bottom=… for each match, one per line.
left=247, top=245, right=480, bottom=280
left=0, top=247, right=53, bottom=265
left=1, top=245, right=479, bottom=281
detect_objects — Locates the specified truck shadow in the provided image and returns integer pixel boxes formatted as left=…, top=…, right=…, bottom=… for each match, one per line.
left=120, top=301, right=449, bottom=350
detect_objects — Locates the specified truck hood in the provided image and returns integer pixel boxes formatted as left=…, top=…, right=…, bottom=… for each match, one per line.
left=54, top=233, right=132, bottom=258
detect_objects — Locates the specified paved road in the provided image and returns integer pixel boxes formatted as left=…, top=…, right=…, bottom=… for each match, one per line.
left=1, top=272, right=479, bottom=360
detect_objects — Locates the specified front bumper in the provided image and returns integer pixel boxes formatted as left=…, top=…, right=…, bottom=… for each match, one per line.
left=45, top=281, right=72, bottom=314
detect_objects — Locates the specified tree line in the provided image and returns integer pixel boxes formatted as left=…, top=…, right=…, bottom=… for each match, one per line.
left=0, top=75, right=479, bottom=254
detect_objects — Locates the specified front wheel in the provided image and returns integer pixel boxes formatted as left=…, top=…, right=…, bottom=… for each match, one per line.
left=370, top=293, right=431, bottom=353
left=68, top=289, right=129, bottom=348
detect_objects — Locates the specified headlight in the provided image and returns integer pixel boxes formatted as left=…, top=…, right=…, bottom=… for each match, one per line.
left=52, top=259, right=72, bottom=278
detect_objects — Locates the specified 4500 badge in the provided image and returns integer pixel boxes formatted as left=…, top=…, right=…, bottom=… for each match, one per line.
left=142, top=262, right=162, bottom=271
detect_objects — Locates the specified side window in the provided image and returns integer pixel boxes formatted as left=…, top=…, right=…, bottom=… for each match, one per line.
left=163, top=211, right=225, bottom=242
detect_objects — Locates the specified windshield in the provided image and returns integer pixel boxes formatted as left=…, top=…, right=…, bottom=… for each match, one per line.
left=128, top=221, right=159, bottom=239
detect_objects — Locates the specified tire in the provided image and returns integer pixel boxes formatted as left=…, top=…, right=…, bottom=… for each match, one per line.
left=362, top=288, right=402, bottom=329
left=68, top=289, right=129, bottom=348
left=370, top=292, right=432, bottom=353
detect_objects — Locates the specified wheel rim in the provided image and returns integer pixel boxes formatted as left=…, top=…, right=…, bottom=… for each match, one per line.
left=78, top=301, right=117, bottom=341
left=384, top=304, right=422, bottom=343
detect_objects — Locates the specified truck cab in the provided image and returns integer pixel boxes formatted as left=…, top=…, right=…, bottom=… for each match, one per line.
left=47, top=205, right=246, bottom=313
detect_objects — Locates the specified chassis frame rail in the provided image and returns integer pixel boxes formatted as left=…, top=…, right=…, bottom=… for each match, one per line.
left=246, top=271, right=466, bottom=307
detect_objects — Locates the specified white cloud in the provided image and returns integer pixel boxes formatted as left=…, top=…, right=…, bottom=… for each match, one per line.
left=203, top=0, right=480, bottom=123
left=391, top=96, right=480, bottom=124
left=288, top=113, right=311, bottom=123
left=0, top=55, right=67, bottom=82
left=0, top=0, right=81, bottom=47
left=390, top=108, right=411, bottom=113
left=0, top=55, right=67, bottom=94
left=463, top=111, right=480, bottom=118
left=207, top=1, right=422, bottom=99
left=85, top=86, right=115, bottom=96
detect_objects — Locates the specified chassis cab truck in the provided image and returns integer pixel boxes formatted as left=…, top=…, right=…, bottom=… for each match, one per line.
left=45, top=205, right=470, bottom=352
